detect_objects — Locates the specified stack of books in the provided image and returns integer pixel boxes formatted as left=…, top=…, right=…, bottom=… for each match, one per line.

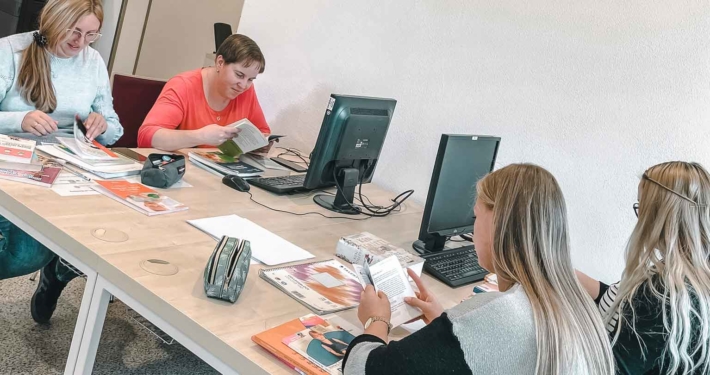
left=0, top=135, right=63, bottom=187
left=37, top=144, right=142, bottom=179
left=30, top=117, right=143, bottom=179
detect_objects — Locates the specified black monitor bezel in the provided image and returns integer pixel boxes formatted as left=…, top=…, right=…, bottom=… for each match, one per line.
left=417, top=134, right=501, bottom=247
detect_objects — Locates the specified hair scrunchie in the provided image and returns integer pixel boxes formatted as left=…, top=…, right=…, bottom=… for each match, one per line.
left=33, top=31, right=48, bottom=47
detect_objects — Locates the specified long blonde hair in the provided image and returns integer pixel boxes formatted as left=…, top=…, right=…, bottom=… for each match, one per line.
left=17, top=0, right=104, bottom=112
left=606, top=161, right=710, bottom=374
left=477, top=164, right=615, bottom=375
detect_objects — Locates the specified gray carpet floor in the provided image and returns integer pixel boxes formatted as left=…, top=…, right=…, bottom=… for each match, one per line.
left=0, top=274, right=219, bottom=374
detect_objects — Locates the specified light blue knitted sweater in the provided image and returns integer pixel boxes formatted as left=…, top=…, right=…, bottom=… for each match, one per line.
left=0, top=32, right=123, bottom=145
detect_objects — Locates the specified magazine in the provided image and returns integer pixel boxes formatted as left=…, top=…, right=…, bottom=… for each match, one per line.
left=217, top=118, right=269, bottom=157
left=259, top=259, right=364, bottom=314
left=352, top=255, right=421, bottom=328
left=0, top=134, right=37, bottom=167
left=252, top=314, right=361, bottom=375
left=188, top=151, right=263, bottom=177
left=0, top=155, right=63, bottom=188
left=57, top=117, right=119, bottom=161
left=38, top=145, right=142, bottom=179
left=91, top=180, right=189, bottom=216
left=282, top=315, right=361, bottom=375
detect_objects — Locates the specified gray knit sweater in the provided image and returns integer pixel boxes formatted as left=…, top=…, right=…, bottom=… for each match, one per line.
left=343, top=284, right=538, bottom=375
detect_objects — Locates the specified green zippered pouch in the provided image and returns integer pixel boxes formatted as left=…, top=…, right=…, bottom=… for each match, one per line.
left=203, top=236, right=251, bottom=303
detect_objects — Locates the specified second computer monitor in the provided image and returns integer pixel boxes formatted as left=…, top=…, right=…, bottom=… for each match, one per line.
left=304, top=94, right=397, bottom=215
left=414, top=134, right=501, bottom=252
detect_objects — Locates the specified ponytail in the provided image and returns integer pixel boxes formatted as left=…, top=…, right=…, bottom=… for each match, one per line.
left=18, top=33, right=56, bottom=113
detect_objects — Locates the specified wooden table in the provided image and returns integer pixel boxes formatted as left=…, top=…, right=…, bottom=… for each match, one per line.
left=0, top=149, right=475, bottom=374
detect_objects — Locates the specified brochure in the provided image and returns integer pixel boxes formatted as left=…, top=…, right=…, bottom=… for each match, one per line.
left=282, top=315, right=361, bottom=375
left=252, top=314, right=361, bottom=375
left=0, top=155, right=63, bottom=188
left=217, top=118, right=269, bottom=157
left=352, top=255, right=421, bottom=328
left=58, top=117, right=119, bottom=160
left=259, top=259, right=363, bottom=315
left=0, top=134, right=38, bottom=167
left=91, top=180, right=189, bottom=216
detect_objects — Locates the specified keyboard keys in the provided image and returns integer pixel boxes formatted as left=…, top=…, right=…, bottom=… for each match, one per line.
left=422, top=245, right=487, bottom=287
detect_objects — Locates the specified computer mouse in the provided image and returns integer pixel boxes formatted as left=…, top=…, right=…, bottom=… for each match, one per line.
left=222, top=174, right=250, bottom=192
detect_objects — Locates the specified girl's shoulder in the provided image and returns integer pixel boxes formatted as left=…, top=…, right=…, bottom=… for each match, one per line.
left=0, top=32, right=33, bottom=55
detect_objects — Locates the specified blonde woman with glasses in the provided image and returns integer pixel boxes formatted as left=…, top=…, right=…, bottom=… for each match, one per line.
left=343, top=164, right=614, bottom=375
left=0, top=0, right=123, bottom=324
left=578, top=161, right=710, bottom=374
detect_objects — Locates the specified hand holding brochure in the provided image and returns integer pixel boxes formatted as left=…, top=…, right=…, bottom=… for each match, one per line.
left=58, top=115, right=119, bottom=161
left=217, top=118, right=269, bottom=157
left=353, top=255, right=421, bottom=327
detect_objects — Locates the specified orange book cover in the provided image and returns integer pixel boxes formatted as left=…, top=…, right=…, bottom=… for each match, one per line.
left=252, top=317, right=330, bottom=375
left=93, top=180, right=188, bottom=215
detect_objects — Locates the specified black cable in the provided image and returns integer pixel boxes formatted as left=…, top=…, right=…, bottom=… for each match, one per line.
left=329, top=167, right=413, bottom=217
left=355, top=163, right=413, bottom=216
left=275, top=147, right=310, bottom=166
left=247, top=191, right=371, bottom=221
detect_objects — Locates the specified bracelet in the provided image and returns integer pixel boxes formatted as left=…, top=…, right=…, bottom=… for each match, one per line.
left=364, top=316, right=392, bottom=335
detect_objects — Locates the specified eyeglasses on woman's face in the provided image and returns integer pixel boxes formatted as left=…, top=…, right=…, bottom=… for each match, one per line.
left=65, top=28, right=102, bottom=43
left=633, top=202, right=639, bottom=218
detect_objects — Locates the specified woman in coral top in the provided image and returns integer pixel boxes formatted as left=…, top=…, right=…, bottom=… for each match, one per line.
left=138, top=34, right=270, bottom=151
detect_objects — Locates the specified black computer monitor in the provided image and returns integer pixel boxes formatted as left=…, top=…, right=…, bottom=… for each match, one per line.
left=303, top=94, right=397, bottom=215
left=413, top=134, right=501, bottom=253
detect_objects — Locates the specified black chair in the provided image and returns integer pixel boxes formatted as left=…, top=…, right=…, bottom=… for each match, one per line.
left=16, top=0, right=46, bottom=33
left=214, top=22, right=232, bottom=52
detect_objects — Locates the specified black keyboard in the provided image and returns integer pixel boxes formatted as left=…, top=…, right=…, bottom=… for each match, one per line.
left=421, top=245, right=487, bottom=288
left=248, top=175, right=307, bottom=194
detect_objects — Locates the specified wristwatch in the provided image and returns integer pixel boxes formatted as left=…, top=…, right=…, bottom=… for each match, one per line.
left=364, top=316, right=392, bottom=335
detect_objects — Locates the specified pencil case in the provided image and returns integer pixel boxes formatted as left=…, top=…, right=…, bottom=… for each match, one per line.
left=204, top=236, right=252, bottom=303
left=141, top=153, right=185, bottom=188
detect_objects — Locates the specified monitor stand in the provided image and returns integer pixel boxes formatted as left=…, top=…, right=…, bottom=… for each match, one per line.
left=313, top=167, right=361, bottom=215
left=412, top=234, right=447, bottom=254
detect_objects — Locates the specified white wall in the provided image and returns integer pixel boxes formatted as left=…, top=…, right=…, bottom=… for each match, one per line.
left=110, top=0, right=150, bottom=76
left=135, top=0, right=244, bottom=79
left=92, top=0, right=122, bottom=65
left=239, top=0, right=710, bottom=282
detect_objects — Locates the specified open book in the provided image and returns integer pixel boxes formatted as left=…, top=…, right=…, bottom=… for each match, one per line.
left=57, top=116, right=119, bottom=161
left=217, top=118, right=269, bottom=157
left=353, top=255, right=421, bottom=328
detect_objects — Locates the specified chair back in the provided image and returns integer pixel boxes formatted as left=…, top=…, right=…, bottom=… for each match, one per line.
left=111, top=74, right=166, bottom=148
left=214, top=22, right=233, bottom=52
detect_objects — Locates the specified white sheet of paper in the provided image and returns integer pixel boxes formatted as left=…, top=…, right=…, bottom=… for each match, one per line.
left=51, top=171, right=99, bottom=196
left=187, top=214, right=314, bottom=266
